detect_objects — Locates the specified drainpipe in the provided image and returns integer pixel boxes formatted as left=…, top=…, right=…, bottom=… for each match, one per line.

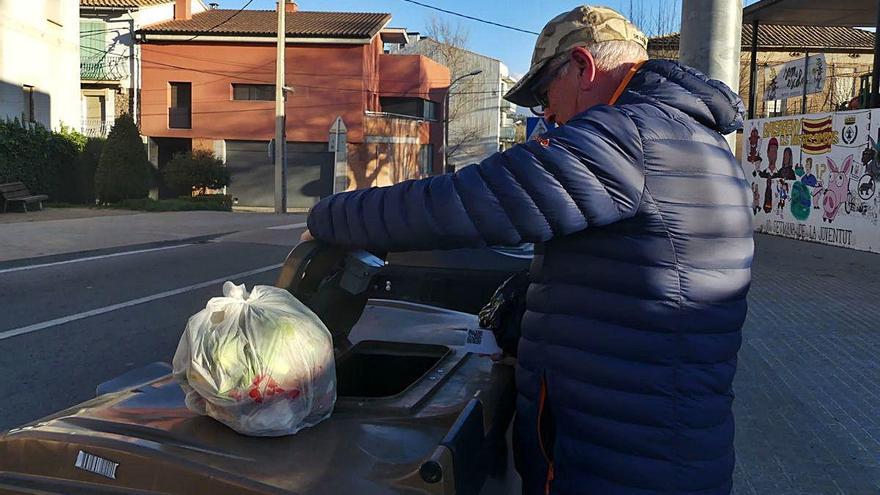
left=127, top=9, right=137, bottom=122
left=679, top=0, right=743, bottom=149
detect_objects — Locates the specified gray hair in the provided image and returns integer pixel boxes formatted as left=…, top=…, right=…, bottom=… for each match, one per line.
left=552, top=40, right=648, bottom=82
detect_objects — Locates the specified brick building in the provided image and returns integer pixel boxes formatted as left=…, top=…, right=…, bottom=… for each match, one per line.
left=137, top=0, right=449, bottom=208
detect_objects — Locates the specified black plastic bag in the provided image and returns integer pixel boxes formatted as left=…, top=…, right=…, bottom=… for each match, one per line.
left=478, top=270, right=529, bottom=358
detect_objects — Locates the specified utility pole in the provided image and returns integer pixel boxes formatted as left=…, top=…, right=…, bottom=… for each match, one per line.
left=443, top=69, right=482, bottom=174
left=679, top=0, right=743, bottom=149
left=274, top=0, right=287, bottom=213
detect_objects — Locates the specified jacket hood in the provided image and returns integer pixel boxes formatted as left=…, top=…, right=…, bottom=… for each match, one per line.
left=625, top=59, right=745, bottom=134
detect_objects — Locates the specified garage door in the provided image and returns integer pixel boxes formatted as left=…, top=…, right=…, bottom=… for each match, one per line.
left=225, top=140, right=332, bottom=208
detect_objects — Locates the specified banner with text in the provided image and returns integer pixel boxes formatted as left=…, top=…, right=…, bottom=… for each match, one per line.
left=763, top=53, right=826, bottom=102
left=743, top=109, right=880, bottom=253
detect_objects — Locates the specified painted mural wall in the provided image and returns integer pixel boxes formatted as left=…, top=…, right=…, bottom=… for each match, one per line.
left=743, top=110, right=880, bottom=252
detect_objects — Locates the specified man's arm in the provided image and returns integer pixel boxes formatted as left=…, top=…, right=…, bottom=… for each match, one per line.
left=306, top=106, right=645, bottom=252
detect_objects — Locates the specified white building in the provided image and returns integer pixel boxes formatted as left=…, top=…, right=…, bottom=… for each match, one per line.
left=79, top=0, right=208, bottom=137
left=390, top=36, right=518, bottom=170
left=0, top=0, right=81, bottom=129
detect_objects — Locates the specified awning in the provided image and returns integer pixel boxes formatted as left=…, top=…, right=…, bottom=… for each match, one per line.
left=743, top=0, right=876, bottom=27
left=741, top=0, right=880, bottom=115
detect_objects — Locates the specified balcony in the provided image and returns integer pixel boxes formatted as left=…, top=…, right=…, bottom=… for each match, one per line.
left=81, top=56, right=128, bottom=81
left=168, top=107, right=191, bottom=129
left=81, top=119, right=114, bottom=138
left=500, top=126, right=516, bottom=141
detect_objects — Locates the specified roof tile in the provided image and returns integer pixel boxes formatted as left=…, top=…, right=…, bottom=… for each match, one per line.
left=649, top=24, right=875, bottom=53
left=81, top=0, right=173, bottom=7
left=139, top=9, right=391, bottom=39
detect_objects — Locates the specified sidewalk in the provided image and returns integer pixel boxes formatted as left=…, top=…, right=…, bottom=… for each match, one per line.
left=734, top=234, right=880, bottom=494
left=0, top=208, right=306, bottom=263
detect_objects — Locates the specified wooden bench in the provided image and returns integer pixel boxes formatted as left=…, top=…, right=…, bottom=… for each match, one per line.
left=0, top=182, right=48, bottom=213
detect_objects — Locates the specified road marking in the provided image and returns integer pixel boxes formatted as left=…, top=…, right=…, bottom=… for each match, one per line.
left=266, top=222, right=307, bottom=230
left=0, top=244, right=194, bottom=275
left=0, top=263, right=283, bottom=342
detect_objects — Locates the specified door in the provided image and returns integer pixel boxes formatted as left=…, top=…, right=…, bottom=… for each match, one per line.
left=225, top=141, right=332, bottom=209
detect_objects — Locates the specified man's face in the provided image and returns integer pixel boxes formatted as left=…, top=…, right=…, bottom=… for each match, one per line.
left=541, top=49, right=606, bottom=125
left=768, top=144, right=778, bottom=164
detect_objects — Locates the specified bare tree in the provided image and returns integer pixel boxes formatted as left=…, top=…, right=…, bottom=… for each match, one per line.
left=422, top=16, right=487, bottom=167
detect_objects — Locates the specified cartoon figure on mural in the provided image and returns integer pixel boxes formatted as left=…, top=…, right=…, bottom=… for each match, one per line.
left=822, top=155, right=852, bottom=223
left=776, top=179, right=789, bottom=218
left=778, top=147, right=796, bottom=180
left=746, top=126, right=762, bottom=176
left=764, top=138, right=779, bottom=177
left=752, top=182, right=761, bottom=215
left=800, top=157, right=823, bottom=209
left=758, top=137, right=779, bottom=213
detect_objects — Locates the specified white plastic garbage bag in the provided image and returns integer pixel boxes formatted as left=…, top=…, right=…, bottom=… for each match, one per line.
left=173, top=281, right=336, bottom=436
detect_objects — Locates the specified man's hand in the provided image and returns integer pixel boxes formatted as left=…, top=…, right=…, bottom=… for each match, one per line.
left=300, top=229, right=314, bottom=242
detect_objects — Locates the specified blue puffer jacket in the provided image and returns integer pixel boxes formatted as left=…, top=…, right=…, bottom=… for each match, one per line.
left=307, top=59, right=753, bottom=494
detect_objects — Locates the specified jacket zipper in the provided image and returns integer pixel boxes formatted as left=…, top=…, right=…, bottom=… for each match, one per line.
left=538, top=373, right=555, bottom=495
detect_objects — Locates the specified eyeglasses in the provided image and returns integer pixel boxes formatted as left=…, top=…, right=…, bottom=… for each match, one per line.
left=530, top=59, right=570, bottom=112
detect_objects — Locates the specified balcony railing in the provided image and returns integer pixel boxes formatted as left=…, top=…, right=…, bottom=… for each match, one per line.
left=81, top=56, right=128, bottom=81
left=81, top=119, right=113, bottom=138
left=500, top=125, right=516, bottom=141
left=169, top=107, right=191, bottom=129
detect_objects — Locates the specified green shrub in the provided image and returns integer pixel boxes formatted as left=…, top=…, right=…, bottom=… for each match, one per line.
left=72, top=137, right=104, bottom=204
left=0, top=119, right=79, bottom=199
left=95, top=114, right=151, bottom=203
left=162, top=149, right=230, bottom=196
left=110, top=194, right=232, bottom=212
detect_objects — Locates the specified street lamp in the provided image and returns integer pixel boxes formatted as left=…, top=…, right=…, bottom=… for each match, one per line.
left=444, top=69, right=483, bottom=174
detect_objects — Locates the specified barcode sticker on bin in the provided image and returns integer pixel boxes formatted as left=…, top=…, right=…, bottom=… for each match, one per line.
left=75, top=450, right=118, bottom=479
left=462, top=328, right=500, bottom=355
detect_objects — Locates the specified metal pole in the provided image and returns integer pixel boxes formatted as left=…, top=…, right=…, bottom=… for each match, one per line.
left=679, top=0, right=743, bottom=149
left=871, top=0, right=880, bottom=108
left=748, top=19, right=758, bottom=119
left=443, top=89, right=451, bottom=173
left=128, top=13, right=136, bottom=121
left=443, top=70, right=483, bottom=174
left=801, top=51, right=809, bottom=114
left=274, top=1, right=287, bottom=213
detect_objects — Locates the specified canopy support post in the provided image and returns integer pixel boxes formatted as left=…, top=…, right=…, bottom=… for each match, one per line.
left=872, top=0, right=880, bottom=108
left=748, top=19, right=759, bottom=119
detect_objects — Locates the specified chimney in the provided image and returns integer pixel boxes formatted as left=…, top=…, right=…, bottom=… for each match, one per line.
left=282, top=0, right=298, bottom=13
left=174, top=0, right=192, bottom=20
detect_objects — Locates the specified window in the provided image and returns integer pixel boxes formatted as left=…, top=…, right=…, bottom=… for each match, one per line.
left=419, top=144, right=434, bottom=176
left=169, top=82, right=192, bottom=129
left=80, top=19, right=107, bottom=60
left=232, top=84, right=275, bottom=101
left=423, top=100, right=438, bottom=121
left=22, top=86, right=35, bottom=123
left=379, top=97, right=439, bottom=121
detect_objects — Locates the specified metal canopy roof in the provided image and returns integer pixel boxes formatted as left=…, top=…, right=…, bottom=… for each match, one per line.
left=742, top=0, right=877, bottom=27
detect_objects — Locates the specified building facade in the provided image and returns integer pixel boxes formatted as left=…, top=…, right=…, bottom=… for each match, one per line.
left=390, top=37, right=518, bottom=170
left=0, top=0, right=81, bottom=129
left=79, top=0, right=209, bottom=137
left=137, top=0, right=449, bottom=208
left=649, top=24, right=876, bottom=119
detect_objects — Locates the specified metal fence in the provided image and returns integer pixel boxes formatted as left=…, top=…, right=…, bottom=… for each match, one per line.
left=81, top=119, right=113, bottom=138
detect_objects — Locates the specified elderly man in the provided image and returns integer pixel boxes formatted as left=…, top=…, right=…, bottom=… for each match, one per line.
left=302, top=6, right=752, bottom=494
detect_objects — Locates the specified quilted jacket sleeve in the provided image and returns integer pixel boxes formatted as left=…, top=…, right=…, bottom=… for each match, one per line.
left=306, top=105, right=645, bottom=252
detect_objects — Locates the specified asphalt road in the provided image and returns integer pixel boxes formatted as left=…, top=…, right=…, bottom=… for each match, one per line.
left=0, top=222, right=306, bottom=430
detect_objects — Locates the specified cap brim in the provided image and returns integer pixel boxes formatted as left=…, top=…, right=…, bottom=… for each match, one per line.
left=503, top=58, right=550, bottom=108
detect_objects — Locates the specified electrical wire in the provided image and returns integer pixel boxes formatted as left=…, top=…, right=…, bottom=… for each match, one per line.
left=182, top=0, right=255, bottom=42
left=398, top=0, right=539, bottom=36
left=79, top=45, right=505, bottom=97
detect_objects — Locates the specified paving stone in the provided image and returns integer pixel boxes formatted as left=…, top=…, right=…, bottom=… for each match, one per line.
left=733, top=234, right=880, bottom=493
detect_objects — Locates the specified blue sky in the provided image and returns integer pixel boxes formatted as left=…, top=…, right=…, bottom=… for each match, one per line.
left=214, top=0, right=760, bottom=77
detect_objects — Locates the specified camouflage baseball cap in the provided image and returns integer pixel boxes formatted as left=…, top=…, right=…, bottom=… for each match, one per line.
left=504, top=5, right=648, bottom=107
